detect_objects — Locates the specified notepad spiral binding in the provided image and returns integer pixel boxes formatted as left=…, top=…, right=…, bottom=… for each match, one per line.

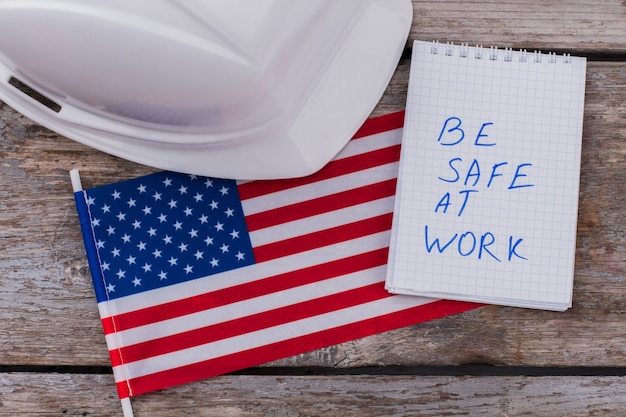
left=429, top=41, right=572, bottom=64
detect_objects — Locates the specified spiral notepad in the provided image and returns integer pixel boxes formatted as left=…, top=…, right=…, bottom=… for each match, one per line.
left=385, top=40, right=586, bottom=311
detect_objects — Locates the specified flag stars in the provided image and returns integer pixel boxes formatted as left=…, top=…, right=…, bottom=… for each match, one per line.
left=88, top=174, right=254, bottom=298
left=188, top=174, right=198, bottom=181
left=86, top=196, right=96, bottom=206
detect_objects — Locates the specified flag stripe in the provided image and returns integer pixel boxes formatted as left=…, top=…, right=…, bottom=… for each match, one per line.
left=351, top=110, right=405, bottom=139
left=106, top=265, right=388, bottom=349
left=240, top=161, right=397, bottom=218
left=253, top=212, right=393, bottom=263
left=237, top=143, right=400, bottom=201
left=101, top=246, right=389, bottom=335
left=244, top=177, right=396, bottom=232
left=110, top=282, right=390, bottom=367
left=333, top=129, right=403, bottom=161
left=248, top=196, right=394, bottom=248
left=115, top=298, right=474, bottom=398
left=113, top=295, right=432, bottom=381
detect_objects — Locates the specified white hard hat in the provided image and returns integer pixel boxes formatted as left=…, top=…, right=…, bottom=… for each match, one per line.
left=0, top=0, right=412, bottom=179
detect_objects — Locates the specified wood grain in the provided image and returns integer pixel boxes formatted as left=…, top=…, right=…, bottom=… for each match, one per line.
left=410, top=0, right=626, bottom=53
left=2, top=373, right=626, bottom=416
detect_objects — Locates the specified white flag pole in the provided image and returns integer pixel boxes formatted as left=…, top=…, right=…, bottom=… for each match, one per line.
left=121, top=397, right=135, bottom=417
left=70, top=170, right=135, bottom=417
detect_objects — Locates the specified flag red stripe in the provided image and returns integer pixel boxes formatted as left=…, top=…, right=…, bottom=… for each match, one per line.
left=111, top=282, right=391, bottom=367
left=245, top=178, right=397, bottom=232
left=117, top=298, right=479, bottom=399
left=252, top=213, right=393, bottom=263
left=101, top=247, right=389, bottom=335
left=237, top=143, right=401, bottom=200
left=352, top=111, right=405, bottom=139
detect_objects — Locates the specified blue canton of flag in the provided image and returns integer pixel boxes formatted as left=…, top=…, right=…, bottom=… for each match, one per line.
left=84, top=172, right=254, bottom=300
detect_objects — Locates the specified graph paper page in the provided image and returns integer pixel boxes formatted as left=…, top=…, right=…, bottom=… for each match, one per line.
left=385, top=41, right=586, bottom=311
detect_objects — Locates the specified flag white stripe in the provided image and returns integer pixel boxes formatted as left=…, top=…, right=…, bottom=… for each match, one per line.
left=323, top=128, right=401, bottom=161
left=112, top=294, right=435, bottom=381
left=98, top=231, right=390, bottom=318
left=247, top=196, right=394, bottom=247
left=240, top=162, right=397, bottom=217
left=105, top=265, right=387, bottom=348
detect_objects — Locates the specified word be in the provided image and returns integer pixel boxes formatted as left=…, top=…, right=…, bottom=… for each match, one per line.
left=438, top=116, right=495, bottom=146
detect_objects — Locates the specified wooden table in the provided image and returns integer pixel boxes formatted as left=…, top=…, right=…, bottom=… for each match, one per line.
left=2, top=1, right=626, bottom=415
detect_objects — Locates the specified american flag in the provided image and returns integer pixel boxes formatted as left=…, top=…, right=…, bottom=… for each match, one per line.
left=72, top=112, right=478, bottom=402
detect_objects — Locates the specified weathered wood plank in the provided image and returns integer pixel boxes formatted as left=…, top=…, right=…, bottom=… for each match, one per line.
left=2, top=373, right=625, bottom=416
left=410, top=1, right=626, bottom=53
left=0, top=58, right=625, bottom=369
